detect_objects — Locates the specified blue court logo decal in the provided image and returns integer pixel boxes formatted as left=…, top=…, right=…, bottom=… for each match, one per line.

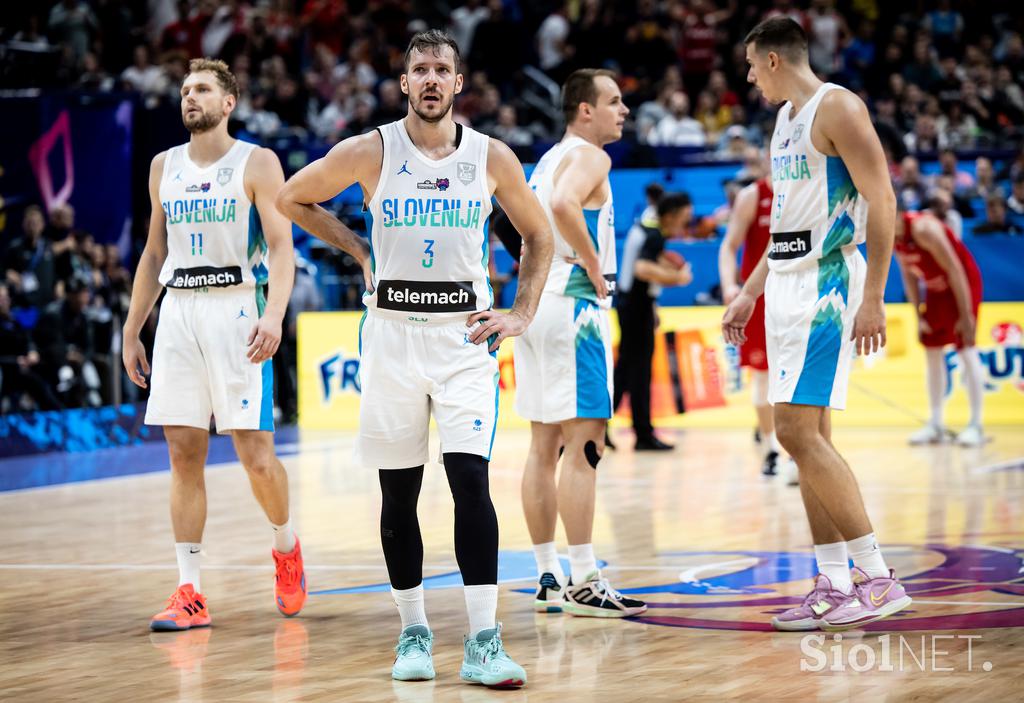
left=311, top=546, right=1024, bottom=632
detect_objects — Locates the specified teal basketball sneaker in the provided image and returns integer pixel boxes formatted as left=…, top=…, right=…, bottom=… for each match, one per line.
left=459, top=624, right=526, bottom=688
left=391, top=624, right=435, bottom=681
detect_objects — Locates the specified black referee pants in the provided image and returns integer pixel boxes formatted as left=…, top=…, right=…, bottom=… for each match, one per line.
left=613, top=298, right=656, bottom=440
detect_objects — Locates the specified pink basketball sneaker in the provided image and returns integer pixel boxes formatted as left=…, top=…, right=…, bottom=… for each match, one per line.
left=771, top=574, right=849, bottom=631
left=821, top=568, right=912, bottom=632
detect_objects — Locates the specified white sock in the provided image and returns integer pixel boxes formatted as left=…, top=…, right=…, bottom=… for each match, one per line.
left=271, top=518, right=297, bottom=554
left=463, top=584, right=498, bottom=637
left=391, top=584, right=428, bottom=630
left=958, top=348, right=985, bottom=428
left=925, top=347, right=946, bottom=428
left=847, top=532, right=889, bottom=579
left=813, top=541, right=852, bottom=594
left=532, top=541, right=564, bottom=584
left=568, top=543, right=597, bottom=584
left=763, top=430, right=779, bottom=456
left=175, top=542, right=202, bottom=592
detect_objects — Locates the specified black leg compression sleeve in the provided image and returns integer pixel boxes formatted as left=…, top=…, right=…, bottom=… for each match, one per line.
left=443, top=453, right=498, bottom=585
left=379, top=466, right=425, bottom=590
left=584, top=440, right=602, bottom=469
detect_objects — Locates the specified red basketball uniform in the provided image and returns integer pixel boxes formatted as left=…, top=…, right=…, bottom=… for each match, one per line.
left=738, top=179, right=773, bottom=370
left=895, top=212, right=983, bottom=349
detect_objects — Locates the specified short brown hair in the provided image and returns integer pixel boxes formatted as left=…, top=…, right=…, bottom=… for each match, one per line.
left=404, top=29, right=462, bottom=73
left=744, top=17, right=808, bottom=61
left=562, top=69, right=617, bottom=125
left=186, top=58, right=239, bottom=99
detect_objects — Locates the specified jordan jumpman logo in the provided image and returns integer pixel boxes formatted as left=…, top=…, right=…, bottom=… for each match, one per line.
left=397, top=160, right=412, bottom=176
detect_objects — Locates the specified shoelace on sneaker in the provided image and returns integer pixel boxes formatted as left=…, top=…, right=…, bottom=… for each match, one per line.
left=478, top=635, right=509, bottom=662
left=591, top=578, right=624, bottom=605
left=164, top=588, right=203, bottom=615
left=396, top=633, right=431, bottom=657
left=276, top=555, right=300, bottom=587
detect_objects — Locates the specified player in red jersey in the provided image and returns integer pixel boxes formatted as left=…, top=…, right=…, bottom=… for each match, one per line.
left=719, top=159, right=796, bottom=480
left=894, top=208, right=986, bottom=446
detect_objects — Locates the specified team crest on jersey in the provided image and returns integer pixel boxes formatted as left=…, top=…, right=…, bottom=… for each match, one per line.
left=457, top=162, right=476, bottom=184
left=217, top=167, right=233, bottom=185
left=792, top=124, right=805, bottom=142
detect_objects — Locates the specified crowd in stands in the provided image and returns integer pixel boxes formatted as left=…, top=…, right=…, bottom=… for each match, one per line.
left=1, top=205, right=131, bottom=412
left=3, top=0, right=1024, bottom=415
left=0, top=202, right=324, bottom=418
left=4, top=0, right=1023, bottom=152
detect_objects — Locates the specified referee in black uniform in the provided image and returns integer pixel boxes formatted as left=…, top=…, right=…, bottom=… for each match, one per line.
left=613, top=192, right=693, bottom=451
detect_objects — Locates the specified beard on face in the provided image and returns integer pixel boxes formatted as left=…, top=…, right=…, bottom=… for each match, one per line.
left=410, top=90, right=454, bottom=124
left=183, top=108, right=224, bottom=134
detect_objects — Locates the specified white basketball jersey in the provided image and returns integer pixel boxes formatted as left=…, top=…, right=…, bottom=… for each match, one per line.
left=529, top=136, right=616, bottom=307
left=768, top=82, right=867, bottom=272
left=363, top=120, right=493, bottom=322
left=158, top=140, right=266, bottom=292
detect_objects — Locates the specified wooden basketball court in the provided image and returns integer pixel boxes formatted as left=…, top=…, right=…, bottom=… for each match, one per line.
left=1, top=426, right=1021, bottom=701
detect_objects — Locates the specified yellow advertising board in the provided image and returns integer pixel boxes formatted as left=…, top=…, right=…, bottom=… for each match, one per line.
left=298, top=303, right=1024, bottom=430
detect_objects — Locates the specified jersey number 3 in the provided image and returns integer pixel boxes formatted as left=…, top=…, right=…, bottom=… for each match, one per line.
left=422, top=239, right=435, bottom=268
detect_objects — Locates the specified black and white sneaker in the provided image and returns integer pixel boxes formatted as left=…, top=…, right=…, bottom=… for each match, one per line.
left=562, top=571, right=647, bottom=618
left=534, top=572, right=564, bottom=613
left=762, top=450, right=779, bottom=476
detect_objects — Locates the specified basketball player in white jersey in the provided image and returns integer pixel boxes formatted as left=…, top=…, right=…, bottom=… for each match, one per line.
left=122, top=59, right=306, bottom=631
left=276, top=31, right=552, bottom=688
left=514, top=70, right=647, bottom=618
left=722, top=18, right=912, bottom=631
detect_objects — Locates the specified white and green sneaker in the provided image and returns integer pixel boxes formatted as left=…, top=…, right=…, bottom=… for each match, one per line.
left=460, top=623, right=526, bottom=689
left=562, top=571, right=648, bottom=618
left=392, top=624, right=435, bottom=681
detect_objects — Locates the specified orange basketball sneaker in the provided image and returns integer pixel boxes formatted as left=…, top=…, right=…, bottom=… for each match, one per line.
left=150, top=583, right=211, bottom=631
left=273, top=537, right=307, bottom=617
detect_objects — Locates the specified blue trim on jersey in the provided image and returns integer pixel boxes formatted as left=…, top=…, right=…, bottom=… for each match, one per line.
left=826, top=156, right=857, bottom=219
left=248, top=207, right=269, bottom=285
left=362, top=210, right=376, bottom=274
left=821, top=212, right=857, bottom=260
left=582, top=208, right=601, bottom=251
left=573, top=299, right=611, bottom=418
left=481, top=215, right=493, bottom=308
left=486, top=370, right=499, bottom=461
left=791, top=252, right=849, bottom=406
left=259, top=359, right=275, bottom=431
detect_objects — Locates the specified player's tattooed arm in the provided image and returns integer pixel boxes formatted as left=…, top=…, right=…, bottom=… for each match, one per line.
left=275, top=132, right=380, bottom=290
left=122, top=151, right=169, bottom=388
left=467, top=139, right=553, bottom=352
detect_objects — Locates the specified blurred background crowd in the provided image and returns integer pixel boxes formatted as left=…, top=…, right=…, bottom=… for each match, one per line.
left=2, top=0, right=1023, bottom=417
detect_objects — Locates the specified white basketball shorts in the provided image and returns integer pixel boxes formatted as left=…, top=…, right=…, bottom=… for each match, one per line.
left=354, top=312, right=499, bottom=469
left=514, top=292, right=613, bottom=424
left=764, top=249, right=866, bottom=410
left=145, top=287, right=274, bottom=433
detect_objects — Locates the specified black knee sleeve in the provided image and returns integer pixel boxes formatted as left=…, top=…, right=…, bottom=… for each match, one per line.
left=443, top=453, right=498, bottom=585
left=379, top=466, right=424, bottom=590
left=584, top=440, right=602, bottom=469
